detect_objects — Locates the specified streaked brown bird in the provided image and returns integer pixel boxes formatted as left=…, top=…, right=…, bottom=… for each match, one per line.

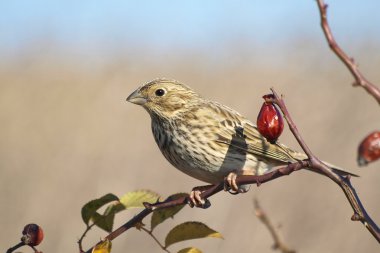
left=127, top=78, right=357, bottom=206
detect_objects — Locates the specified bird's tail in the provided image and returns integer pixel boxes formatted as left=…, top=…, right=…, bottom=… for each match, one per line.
left=288, top=149, right=359, bottom=177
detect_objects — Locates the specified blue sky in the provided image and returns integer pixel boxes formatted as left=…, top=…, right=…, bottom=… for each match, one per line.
left=0, top=0, right=379, bottom=55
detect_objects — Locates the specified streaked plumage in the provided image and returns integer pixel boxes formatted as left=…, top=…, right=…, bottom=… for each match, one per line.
left=127, top=78, right=356, bottom=186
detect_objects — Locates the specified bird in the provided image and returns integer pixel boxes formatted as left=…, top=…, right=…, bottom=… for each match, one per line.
left=127, top=78, right=357, bottom=206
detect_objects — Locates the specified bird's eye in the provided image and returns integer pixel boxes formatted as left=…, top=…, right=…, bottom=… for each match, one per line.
left=155, top=88, right=166, bottom=97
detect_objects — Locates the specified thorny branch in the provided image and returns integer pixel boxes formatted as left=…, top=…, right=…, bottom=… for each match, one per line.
left=254, top=198, right=296, bottom=253
left=83, top=160, right=307, bottom=253
left=316, top=0, right=380, bottom=104
left=269, top=89, right=380, bottom=243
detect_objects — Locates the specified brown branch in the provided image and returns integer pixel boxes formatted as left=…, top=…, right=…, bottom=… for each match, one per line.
left=83, top=161, right=309, bottom=253
left=269, top=88, right=380, bottom=243
left=6, top=242, right=25, bottom=253
left=83, top=150, right=345, bottom=251
left=314, top=1, right=380, bottom=239
left=5, top=242, right=42, bottom=253
left=254, top=198, right=296, bottom=253
left=316, top=0, right=380, bottom=104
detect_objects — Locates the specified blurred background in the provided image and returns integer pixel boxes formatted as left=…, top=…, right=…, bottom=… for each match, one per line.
left=1, top=0, right=379, bottom=252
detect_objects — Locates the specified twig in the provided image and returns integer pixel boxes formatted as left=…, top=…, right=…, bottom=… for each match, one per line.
left=83, top=162, right=308, bottom=253
left=30, top=245, right=43, bottom=253
left=84, top=208, right=151, bottom=253
left=6, top=242, right=25, bottom=253
left=140, top=226, right=171, bottom=253
left=78, top=223, right=97, bottom=252
left=254, top=198, right=296, bottom=253
left=316, top=0, right=380, bottom=104
left=270, top=88, right=380, bottom=243
left=315, top=1, right=380, bottom=240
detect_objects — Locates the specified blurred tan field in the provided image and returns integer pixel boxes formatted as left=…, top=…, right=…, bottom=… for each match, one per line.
left=0, top=40, right=379, bottom=253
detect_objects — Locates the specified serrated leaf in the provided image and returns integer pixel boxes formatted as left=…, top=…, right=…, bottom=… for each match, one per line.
left=81, top=193, right=119, bottom=225
left=165, top=222, right=223, bottom=248
left=151, top=193, right=188, bottom=231
left=120, top=190, right=160, bottom=209
left=92, top=239, right=112, bottom=253
left=177, top=247, right=202, bottom=253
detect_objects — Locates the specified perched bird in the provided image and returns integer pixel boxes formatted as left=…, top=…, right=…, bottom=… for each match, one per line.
left=127, top=78, right=357, bottom=206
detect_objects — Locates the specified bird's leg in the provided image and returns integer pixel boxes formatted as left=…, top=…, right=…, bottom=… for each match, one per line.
left=225, top=169, right=254, bottom=193
left=189, top=185, right=213, bottom=208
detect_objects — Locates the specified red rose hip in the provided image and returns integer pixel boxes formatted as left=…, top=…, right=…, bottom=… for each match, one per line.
left=22, top=223, right=44, bottom=246
left=358, top=131, right=380, bottom=166
left=257, top=94, right=284, bottom=143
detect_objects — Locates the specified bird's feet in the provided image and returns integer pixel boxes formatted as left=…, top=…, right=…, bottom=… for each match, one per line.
left=188, top=185, right=213, bottom=208
left=224, top=171, right=251, bottom=194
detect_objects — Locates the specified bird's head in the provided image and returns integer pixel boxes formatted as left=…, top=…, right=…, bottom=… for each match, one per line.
left=127, top=78, right=201, bottom=119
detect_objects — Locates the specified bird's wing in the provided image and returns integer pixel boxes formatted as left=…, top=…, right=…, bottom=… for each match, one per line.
left=215, top=119, right=300, bottom=164
left=205, top=101, right=299, bottom=164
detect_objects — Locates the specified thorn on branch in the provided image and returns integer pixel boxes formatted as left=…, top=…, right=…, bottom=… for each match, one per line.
left=143, top=202, right=155, bottom=210
left=351, top=213, right=361, bottom=221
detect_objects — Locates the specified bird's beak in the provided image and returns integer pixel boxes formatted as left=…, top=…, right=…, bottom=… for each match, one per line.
left=126, top=89, right=147, bottom=105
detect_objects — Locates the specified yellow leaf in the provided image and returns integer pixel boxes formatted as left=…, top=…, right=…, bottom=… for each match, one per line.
left=165, top=222, right=223, bottom=248
left=177, top=247, right=203, bottom=253
left=92, top=239, right=112, bottom=253
left=120, top=190, right=160, bottom=208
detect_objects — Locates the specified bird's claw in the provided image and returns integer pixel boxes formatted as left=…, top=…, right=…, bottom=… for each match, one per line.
left=188, top=186, right=212, bottom=208
left=225, top=172, right=239, bottom=192
left=224, top=171, right=250, bottom=194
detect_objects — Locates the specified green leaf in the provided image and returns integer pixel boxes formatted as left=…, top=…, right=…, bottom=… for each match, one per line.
left=151, top=193, right=188, bottom=231
left=91, top=200, right=128, bottom=232
left=177, top=247, right=202, bottom=253
left=120, top=190, right=160, bottom=209
left=92, top=239, right=112, bottom=253
left=81, top=193, right=119, bottom=225
left=91, top=212, right=115, bottom=233
left=165, top=222, right=223, bottom=248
